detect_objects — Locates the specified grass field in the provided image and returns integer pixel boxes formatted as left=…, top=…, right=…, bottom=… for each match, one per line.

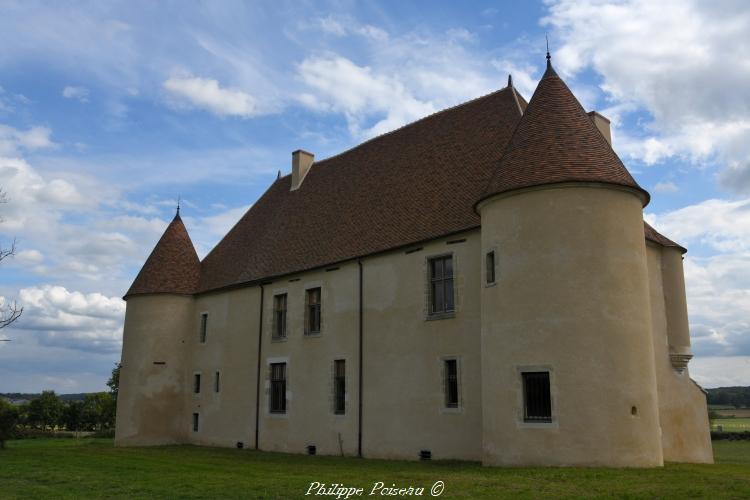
left=712, top=417, right=750, bottom=431
left=0, top=439, right=749, bottom=499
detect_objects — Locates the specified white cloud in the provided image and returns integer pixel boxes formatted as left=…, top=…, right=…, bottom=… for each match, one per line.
left=544, top=0, right=750, bottom=191
left=163, top=74, right=258, bottom=118
left=690, top=356, right=750, bottom=388
left=1, top=285, right=125, bottom=354
left=62, top=85, right=89, bottom=103
left=654, top=181, right=678, bottom=194
left=0, top=124, right=55, bottom=155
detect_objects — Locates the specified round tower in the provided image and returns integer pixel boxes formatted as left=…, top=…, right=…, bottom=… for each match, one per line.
left=476, top=60, right=663, bottom=466
left=115, top=209, right=199, bottom=446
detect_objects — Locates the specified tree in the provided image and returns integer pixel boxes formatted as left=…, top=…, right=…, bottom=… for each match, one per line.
left=0, top=398, right=19, bottom=448
left=26, top=391, right=63, bottom=430
left=62, top=401, right=85, bottom=433
left=0, top=188, right=22, bottom=329
left=107, top=363, right=121, bottom=399
left=82, top=392, right=116, bottom=430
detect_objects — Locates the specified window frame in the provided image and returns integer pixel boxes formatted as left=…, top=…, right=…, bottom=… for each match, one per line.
left=304, top=287, right=322, bottom=336
left=427, top=254, right=455, bottom=318
left=333, top=359, right=346, bottom=415
left=522, top=371, right=552, bottom=423
left=486, top=250, right=496, bottom=285
left=199, top=312, right=208, bottom=344
left=193, top=372, right=201, bottom=394
left=269, top=362, right=287, bottom=414
left=272, top=293, right=288, bottom=339
left=443, top=358, right=460, bottom=409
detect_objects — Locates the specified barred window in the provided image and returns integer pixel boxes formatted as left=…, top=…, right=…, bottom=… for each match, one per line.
left=444, top=359, right=459, bottom=408
left=199, top=313, right=208, bottom=343
left=522, top=372, right=552, bottom=422
left=270, top=363, right=287, bottom=414
left=334, top=360, right=346, bottom=415
left=214, top=371, right=220, bottom=393
left=273, top=294, right=287, bottom=339
left=193, top=373, right=201, bottom=394
left=192, top=413, right=199, bottom=432
left=305, top=288, right=321, bottom=335
left=429, top=256, right=454, bottom=314
left=486, top=251, right=496, bottom=284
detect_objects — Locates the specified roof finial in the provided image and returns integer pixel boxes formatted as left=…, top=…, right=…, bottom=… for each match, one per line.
left=176, top=194, right=181, bottom=217
left=277, top=170, right=281, bottom=180
left=507, top=74, right=513, bottom=88
left=546, top=33, right=551, bottom=68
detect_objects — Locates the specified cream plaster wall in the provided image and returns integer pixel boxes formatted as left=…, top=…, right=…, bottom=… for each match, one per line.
left=645, top=244, right=713, bottom=463
left=361, top=232, right=483, bottom=461
left=115, top=294, right=193, bottom=446
left=478, top=185, right=663, bottom=467
left=258, top=262, right=360, bottom=456
left=185, top=287, right=260, bottom=448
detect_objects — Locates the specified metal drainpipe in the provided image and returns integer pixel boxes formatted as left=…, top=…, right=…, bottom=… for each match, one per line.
left=358, top=259, right=364, bottom=458
left=254, top=283, right=264, bottom=450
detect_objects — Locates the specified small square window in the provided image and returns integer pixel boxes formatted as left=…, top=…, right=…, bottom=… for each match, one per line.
left=522, top=372, right=552, bottom=422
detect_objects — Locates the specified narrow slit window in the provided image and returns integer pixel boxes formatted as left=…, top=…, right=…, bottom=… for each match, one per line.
left=193, top=373, right=201, bottom=394
left=199, top=313, right=208, bottom=343
left=192, top=413, right=199, bottom=432
left=486, top=251, right=496, bottom=284
left=214, top=371, right=220, bottom=393
left=305, top=288, right=321, bottom=335
left=270, top=363, right=287, bottom=414
left=522, top=372, right=552, bottom=422
left=444, top=359, right=459, bottom=408
left=273, top=294, right=287, bottom=339
left=334, top=359, right=346, bottom=415
left=429, top=256, right=454, bottom=314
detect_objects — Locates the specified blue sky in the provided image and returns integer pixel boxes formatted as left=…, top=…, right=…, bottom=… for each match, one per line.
left=1, top=0, right=749, bottom=391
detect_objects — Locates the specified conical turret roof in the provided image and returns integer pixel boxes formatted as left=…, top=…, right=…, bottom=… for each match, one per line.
left=125, top=211, right=200, bottom=298
left=477, top=61, right=649, bottom=208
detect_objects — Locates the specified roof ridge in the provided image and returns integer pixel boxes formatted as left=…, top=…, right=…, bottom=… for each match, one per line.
left=312, top=85, right=518, bottom=167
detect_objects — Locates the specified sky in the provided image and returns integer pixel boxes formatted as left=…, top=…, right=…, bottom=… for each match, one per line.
left=0, top=0, right=749, bottom=392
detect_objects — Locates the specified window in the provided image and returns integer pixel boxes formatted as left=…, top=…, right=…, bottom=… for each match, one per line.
left=273, top=294, right=287, bottom=338
left=486, top=251, right=496, bottom=284
left=429, top=255, right=454, bottom=314
left=333, top=360, right=346, bottom=415
left=522, top=372, right=552, bottom=422
left=270, top=363, right=287, bottom=414
left=214, top=371, right=220, bottom=393
left=444, top=359, right=459, bottom=408
left=305, top=288, right=321, bottom=335
left=193, top=373, right=201, bottom=394
left=192, top=413, right=199, bottom=432
left=199, top=313, right=208, bottom=343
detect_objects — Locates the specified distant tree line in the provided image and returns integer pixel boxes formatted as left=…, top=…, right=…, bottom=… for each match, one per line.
left=706, top=386, right=750, bottom=408
left=0, top=364, right=120, bottom=448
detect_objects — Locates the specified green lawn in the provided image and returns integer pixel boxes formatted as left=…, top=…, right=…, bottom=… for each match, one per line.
left=712, top=418, right=750, bottom=432
left=0, top=439, right=748, bottom=499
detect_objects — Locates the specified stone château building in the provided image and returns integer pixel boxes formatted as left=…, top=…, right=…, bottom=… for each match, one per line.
left=115, top=57, right=713, bottom=466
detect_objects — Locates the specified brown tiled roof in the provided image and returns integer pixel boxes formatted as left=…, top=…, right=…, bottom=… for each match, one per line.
left=197, top=86, right=528, bottom=293
left=644, top=221, right=687, bottom=254
left=477, top=62, right=649, bottom=208
left=125, top=213, right=201, bottom=298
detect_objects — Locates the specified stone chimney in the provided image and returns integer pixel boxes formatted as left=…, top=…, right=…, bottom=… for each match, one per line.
left=588, top=111, right=611, bottom=146
left=291, top=150, right=314, bottom=191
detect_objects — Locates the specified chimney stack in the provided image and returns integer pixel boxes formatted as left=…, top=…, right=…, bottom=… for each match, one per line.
left=588, top=111, right=612, bottom=146
left=291, top=150, right=314, bottom=191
